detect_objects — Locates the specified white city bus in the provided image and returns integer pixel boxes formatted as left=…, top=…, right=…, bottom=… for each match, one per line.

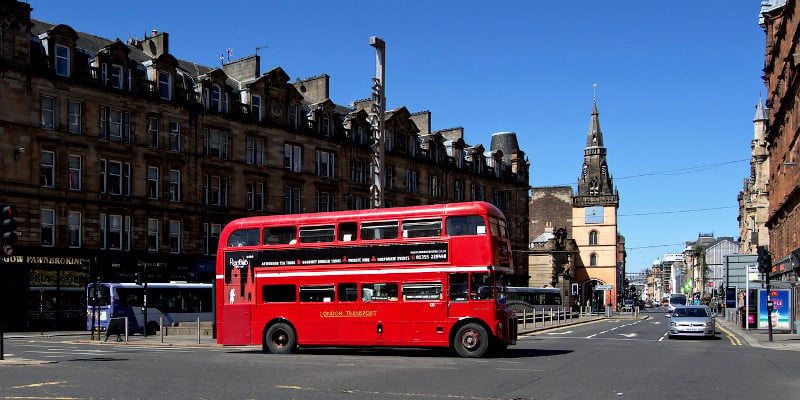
left=668, top=293, right=688, bottom=312
left=87, top=282, right=212, bottom=334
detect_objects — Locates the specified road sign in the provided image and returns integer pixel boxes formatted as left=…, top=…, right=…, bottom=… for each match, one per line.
left=596, top=285, right=613, bottom=291
left=2, top=244, right=12, bottom=257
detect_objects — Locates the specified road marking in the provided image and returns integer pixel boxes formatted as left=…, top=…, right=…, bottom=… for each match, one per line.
left=716, top=324, right=742, bottom=346
left=658, top=333, right=667, bottom=341
left=546, top=331, right=573, bottom=335
left=618, top=333, right=637, bottom=338
left=275, top=385, right=498, bottom=399
left=10, top=381, right=67, bottom=389
left=496, top=368, right=545, bottom=372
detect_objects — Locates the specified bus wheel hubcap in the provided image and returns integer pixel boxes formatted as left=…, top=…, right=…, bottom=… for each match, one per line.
left=274, top=332, right=287, bottom=347
left=462, top=331, right=479, bottom=349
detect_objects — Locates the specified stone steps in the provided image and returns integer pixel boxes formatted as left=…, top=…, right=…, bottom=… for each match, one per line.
left=161, top=321, right=213, bottom=336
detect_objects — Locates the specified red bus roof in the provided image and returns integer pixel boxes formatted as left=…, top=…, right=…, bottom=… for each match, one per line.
left=221, top=201, right=506, bottom=233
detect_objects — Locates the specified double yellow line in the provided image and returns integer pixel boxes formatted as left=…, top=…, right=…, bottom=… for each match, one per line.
left=717, top=323, right=742, bottom=346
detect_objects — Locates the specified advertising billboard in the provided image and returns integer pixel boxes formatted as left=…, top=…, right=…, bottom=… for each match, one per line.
left=758, top=289, right=791, bottom=331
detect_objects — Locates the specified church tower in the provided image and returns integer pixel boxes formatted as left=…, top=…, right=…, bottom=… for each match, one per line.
left=572, top=100, right=621, bottom=311
left=737, top=97, right=770, bottom=254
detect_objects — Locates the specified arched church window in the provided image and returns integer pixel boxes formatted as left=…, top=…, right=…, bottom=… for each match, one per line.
left=589, top=230, right=598, bottom=245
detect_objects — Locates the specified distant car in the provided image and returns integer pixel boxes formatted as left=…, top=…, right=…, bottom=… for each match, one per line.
left=667, top=305, right=716, bottom=338
left=623, top=299, right=635, bottom=308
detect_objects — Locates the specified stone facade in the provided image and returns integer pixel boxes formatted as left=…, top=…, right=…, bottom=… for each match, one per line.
left=0, top=0, right=530, bottom=329
left=738, top=98, right=771, bottom=255
left=529, top=186, right=573, bottom=240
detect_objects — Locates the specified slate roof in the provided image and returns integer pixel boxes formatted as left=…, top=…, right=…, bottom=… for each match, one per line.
left=30, top=19, right=212, bottom=83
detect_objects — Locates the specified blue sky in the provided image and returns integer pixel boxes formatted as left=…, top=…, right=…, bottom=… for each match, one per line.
left=30, top=1, right=766, bottom=272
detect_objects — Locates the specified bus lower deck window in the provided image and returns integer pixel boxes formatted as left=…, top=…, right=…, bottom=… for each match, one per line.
left=263, top=284, right=297, bottom=303
left=338, top=283, right=358, bottom=302
left=361, top=283, right=398, bottom=301
left=402, top=282, right=443, bottom=301
left=299, top=285, right=335, bottom=302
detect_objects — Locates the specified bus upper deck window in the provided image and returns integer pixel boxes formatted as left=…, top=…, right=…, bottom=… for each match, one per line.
left=488, top=217, right=508, bottom=239
left=262, top=226, right=297, bottom=245
left=402, top=219, right=442, bottom=238
left=445, top=215, right=486, bottom=236
left=299, top=225, right=336, bottom=243
left=338, top=222, right=358, bottom=242
left=228, top=228, right=260, bottom=247
left=361, top=221, right=399, bottom=240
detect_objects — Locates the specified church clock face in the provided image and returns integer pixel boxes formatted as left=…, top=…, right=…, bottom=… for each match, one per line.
left=585, top=206, right=604, bottom=224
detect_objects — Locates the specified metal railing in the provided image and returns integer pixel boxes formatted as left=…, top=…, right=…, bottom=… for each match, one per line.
left=516, top=307, right=573, bottom=331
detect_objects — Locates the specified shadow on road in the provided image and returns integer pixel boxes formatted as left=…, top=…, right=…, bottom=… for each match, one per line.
left=503, top=348, right=573, bottom=358
left=227, top=346, right=573, bottom=359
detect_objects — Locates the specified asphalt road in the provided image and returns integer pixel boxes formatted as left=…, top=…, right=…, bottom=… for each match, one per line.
left=2, top=309, right=798, bottom=400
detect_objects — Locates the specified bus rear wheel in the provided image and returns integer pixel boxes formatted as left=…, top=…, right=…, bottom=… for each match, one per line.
left=264, top=322, right=296, bottom=354
left=453, top=323, right=489, bottom=358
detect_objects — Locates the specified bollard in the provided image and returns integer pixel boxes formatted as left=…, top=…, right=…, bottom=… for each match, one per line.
left=523, top=309, right=527, bottom=331
left=549, top=307, right=553, bottom=326
left=197, top=317, right=201, bottom=344
left=160, top=317, right=164, bottom=343
left=533, top=309, right=537, bottom=328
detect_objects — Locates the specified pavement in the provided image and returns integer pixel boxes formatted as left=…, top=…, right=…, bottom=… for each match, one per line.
left=716, top=316, right=800, bottom=351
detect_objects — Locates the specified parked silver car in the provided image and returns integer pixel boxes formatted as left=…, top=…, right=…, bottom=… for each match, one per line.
left=667, top=305, right=716, bottom=338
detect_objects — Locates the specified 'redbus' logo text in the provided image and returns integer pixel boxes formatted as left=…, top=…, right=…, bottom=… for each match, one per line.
left=229, top=257, right=249, bottom=269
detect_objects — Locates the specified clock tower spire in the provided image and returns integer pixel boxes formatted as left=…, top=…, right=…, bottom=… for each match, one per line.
left=575, top=100, right=618, bottom=206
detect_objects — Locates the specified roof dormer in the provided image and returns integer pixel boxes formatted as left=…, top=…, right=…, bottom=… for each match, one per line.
left=41, top=24, right=79, bottom=78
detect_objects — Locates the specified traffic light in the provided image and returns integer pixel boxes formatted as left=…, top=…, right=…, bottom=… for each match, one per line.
left=757, top=245, right=772, bottom=274
left=571, top=283, right=579, bottom=296
left=135, top=271, right=142, bottom=286
left=0, top=204, right=18, bottom=245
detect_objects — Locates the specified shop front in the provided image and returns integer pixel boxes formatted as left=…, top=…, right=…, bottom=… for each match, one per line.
left=1, top=250, right=89, bottom=331
left=0, top=248, right=214, bottom=331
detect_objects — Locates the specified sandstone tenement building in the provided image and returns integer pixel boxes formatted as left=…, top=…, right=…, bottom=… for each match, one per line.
left=0, top=0, right=530, bottom=330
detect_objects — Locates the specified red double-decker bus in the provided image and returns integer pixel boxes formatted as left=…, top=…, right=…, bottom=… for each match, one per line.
left=215, top=201, right=517, bottom=357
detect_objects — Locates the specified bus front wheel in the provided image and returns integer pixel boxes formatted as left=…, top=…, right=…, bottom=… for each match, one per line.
left=146, top=321, right=159, bottom=336
left=264, top=322, right=296, bottom=354
left=453, top=323, right=489, bottom=358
